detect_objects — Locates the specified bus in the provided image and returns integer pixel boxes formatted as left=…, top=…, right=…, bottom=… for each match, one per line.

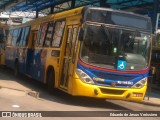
left=0, top=24, right=9, bottom=65
left=5, top=7, right=152, bottom=101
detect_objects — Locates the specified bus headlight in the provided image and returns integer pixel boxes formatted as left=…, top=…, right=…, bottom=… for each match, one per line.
left=131, top=77, right=147, bottom=88
left=76, top=69, right=94, bottom=84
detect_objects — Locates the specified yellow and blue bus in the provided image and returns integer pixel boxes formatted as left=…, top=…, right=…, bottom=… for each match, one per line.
left=0, top=24, right=9, bottom=65
left=5, top=7, right=152, bottom=101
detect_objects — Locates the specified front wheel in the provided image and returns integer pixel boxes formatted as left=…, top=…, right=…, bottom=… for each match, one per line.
left=47, top=70, right=55, bottom=93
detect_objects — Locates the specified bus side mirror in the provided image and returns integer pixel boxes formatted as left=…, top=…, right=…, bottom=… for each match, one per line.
left=150, top=66, right=156, bottom=75
left=78, top=29, right=84, bottom=41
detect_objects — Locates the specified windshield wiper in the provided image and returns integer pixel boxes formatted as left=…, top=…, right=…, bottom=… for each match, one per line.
left=101, top=24, right=112, bottom=44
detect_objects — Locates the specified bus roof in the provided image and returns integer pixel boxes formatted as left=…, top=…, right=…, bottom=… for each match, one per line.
left=9, top=6, right=151, bottom=30
left=9, top=7, right=84, bottom=30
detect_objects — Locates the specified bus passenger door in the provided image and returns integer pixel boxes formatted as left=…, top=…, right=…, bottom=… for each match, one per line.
left=60, top=25, right=79, bottom=90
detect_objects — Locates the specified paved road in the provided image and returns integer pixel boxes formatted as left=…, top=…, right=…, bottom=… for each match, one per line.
left=0, top=67, right=160, bottom=120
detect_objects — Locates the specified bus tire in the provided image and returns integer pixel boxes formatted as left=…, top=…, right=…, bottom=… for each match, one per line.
left=14, top=61, right=19, bottom=77
left=47, top=69, right=55, bottom=93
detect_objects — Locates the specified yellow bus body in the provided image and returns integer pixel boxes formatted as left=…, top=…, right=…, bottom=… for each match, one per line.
left=5, top=7, right=151, bottom=101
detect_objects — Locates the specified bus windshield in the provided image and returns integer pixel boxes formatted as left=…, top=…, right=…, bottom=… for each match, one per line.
left=80, top=24, right=151, bottom=70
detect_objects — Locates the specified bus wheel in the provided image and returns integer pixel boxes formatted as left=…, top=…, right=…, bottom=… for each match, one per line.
left=47, top=69, right=55, bottom=93
left=14, top=62, right=19, bottom=77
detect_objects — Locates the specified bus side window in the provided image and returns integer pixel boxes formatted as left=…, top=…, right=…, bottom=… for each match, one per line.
left=17, top=26, right=30, bottom=47
left=36, top=26, right=42, bottom=47
left=22, top=26, right=30, bottom=46
left=32, top=32, right=37, bottom=49
left=12, top=29, right=19, bottom=46
left=52, top=21, right=66, bottom=48
left=19, top=28, right=25, bottom=46
left=44, top=22, right=54, bottom=47
left=7, top=30, right=13, bottom=45
left=16, top=28, right=22, bottom=46
left=37, top=23, right=48, bottom=47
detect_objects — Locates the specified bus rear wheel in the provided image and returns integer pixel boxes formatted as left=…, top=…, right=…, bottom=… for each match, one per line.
left=14, top=62, right=19, bottom=77
left=47, top=69, right=55, bottom=93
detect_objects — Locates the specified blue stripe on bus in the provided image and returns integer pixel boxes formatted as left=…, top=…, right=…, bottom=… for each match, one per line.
left=6, top=47, right=46, bottom=82
left=77, top=62, right=148, bottom=88
left=26, top=49, right=46, bottom=81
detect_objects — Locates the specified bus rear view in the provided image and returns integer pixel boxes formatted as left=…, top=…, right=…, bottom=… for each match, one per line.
left=74, top=7, right=152, bottom=101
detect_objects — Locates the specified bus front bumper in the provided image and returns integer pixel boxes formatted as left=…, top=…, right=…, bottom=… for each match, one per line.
left=72, top=78, right=147, bottom=101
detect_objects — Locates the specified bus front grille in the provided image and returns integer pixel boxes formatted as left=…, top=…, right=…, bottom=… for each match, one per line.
left=100, top=88, right=125, bottom=95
